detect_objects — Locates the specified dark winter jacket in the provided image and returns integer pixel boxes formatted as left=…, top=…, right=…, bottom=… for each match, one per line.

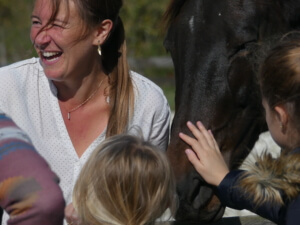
left=217, top=148, right=300, bottom=225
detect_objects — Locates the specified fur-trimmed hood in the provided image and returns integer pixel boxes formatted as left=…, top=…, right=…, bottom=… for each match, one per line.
left=239, top=150, right=300, bottom=207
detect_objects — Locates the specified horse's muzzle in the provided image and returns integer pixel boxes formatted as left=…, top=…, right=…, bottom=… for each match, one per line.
left=175, top=176, right=225, bottom=222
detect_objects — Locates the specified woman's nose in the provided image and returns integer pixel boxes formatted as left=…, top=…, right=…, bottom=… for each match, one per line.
left=33, top=29, right=51, bottom=49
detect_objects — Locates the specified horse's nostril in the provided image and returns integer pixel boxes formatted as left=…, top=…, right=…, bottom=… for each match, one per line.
left=187, top=177, right=214, bottom=209
left=175, top=175, right=224, bottom=222
left=188, top=178, right=201, bottom=200
left=192, top=184, right=214, bottom=208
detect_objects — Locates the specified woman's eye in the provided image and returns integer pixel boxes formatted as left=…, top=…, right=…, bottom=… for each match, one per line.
left=31, top=20, right=41, bottom=25
left=52, top=23, right=66, bottom=29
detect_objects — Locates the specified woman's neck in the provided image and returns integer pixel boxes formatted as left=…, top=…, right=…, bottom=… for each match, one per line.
left=54, top=72, right=108, bottom=108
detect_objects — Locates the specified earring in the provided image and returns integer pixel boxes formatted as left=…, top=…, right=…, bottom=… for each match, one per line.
left=106, top=96, right=110, bottom=104
left=97, top=42, right=102, bottom=56
left=105, top=75, right=111, bottom=104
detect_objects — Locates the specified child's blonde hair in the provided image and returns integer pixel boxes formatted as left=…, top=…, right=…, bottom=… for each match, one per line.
left=73, top=134, right=176, bottom=225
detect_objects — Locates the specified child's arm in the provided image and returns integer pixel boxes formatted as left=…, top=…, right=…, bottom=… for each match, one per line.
left=180, top=121, right=283, bottom=224
left=0, top=113, right=65, bottom=225
left=179, top=121, right=229, bottom=186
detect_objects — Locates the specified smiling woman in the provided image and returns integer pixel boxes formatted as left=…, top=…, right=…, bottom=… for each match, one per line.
left=30, top=0, right=104, bottom=84
left=0, top=0, right=171, bottom=224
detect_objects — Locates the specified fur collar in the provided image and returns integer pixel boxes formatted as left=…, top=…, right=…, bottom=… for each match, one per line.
left=239, top=151, right=300, bottom=206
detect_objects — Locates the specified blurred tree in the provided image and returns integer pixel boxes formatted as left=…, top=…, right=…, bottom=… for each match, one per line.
left=0, top=0, right=35, bottom=65
left=121, top=0, right=170, bottom=57
left=0, top=0, right=171, bottom=64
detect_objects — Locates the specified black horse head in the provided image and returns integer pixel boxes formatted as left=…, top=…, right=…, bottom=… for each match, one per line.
left=164, top=0, right=300, bottom=222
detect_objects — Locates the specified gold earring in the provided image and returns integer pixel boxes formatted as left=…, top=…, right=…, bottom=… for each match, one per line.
left=97, top=42, right=102, bottom=56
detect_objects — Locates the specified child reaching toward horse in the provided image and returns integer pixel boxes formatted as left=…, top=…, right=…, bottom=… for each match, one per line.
left=179, top=34, right=300, bottom=225
left=66, top=134, right=176, bottom=225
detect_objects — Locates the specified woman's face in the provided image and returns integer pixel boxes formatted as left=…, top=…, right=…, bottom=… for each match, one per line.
left=30, top=0, right=99, bottom=82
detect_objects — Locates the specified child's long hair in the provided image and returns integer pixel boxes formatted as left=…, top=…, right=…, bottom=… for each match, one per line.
left=73, top=135, right=176, bottom=225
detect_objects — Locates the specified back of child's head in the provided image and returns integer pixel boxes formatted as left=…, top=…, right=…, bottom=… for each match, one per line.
left=73, top=134, right=176, bottom=225
left=259, top=31, right=300, bottom=131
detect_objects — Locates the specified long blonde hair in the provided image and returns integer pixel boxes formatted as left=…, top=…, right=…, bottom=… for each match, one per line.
left=73, top=135, right=177, bottom=225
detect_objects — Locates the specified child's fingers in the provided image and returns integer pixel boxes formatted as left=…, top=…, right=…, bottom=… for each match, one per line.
left=179, top=132, right=210, bottom=161
left=179, top=132, right=202, bottom=153
left=208, top=130, right=221, bottom=153
left=186, top=121, right=210, bottom=148
left=185, top=149, right=203, bottom=172
left=196, top=121, right=216, bottom=149
left=186, top=121, right=215, bottom=150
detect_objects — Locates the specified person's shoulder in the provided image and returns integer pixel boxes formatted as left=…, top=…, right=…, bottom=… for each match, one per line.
left=130, top=71, right=170, bottom=115
left=130, top=71, right=165, bottom=97
left=0, top=58, right=39, bottom=74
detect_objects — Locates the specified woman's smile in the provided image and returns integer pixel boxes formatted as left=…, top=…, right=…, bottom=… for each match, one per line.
left=40, top=51, right=63, bottom=64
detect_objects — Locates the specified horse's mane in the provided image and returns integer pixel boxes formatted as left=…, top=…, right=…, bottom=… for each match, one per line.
left=163, top=0, right=186, bottom=29
left=163, top=0, right=300, bottom=29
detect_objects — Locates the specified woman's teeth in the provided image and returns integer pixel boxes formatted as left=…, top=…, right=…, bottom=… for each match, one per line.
left=42, top=52, right=62, bottom=61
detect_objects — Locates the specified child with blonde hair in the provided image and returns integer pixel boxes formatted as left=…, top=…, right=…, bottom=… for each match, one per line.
left=69, top=134, right=176, bottom=225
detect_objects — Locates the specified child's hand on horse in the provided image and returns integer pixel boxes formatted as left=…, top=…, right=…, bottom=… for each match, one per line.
left=179, top=121, right=229, bottom=186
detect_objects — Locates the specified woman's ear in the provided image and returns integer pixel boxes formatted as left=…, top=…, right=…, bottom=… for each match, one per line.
left=274, top=105, right=288, bottom=131
left=93, top=19, right=113, bottom=46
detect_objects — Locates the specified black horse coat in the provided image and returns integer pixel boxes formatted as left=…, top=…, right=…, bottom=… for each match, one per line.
left=164, top=0, right=300, bottom=222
